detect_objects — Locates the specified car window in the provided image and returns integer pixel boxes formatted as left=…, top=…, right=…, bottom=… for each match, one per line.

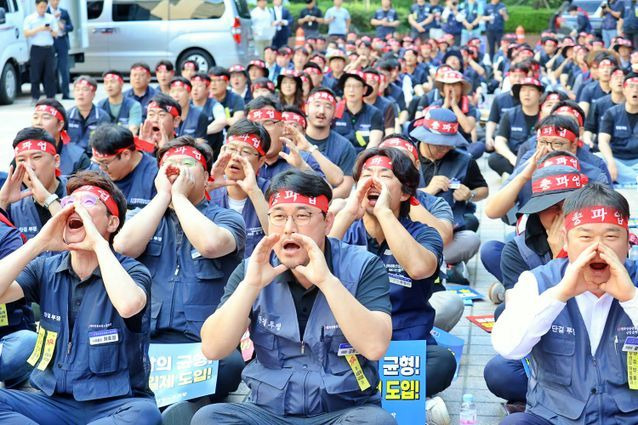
left=169, top=0, right=225, bottom=20
left=572, top=1, right=600, bottom=14
left=113, top=0, right=167, bottom=21
left=234, top=0, right=251, bottom=19
left=0, top=0, right=9, bottom=12
left=87, top=1, right=104, bottom=20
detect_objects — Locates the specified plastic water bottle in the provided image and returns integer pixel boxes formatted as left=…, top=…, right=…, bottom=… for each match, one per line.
left=630, top=245, right=638, bottom=262
left=459, top=393, right=478, bottom=425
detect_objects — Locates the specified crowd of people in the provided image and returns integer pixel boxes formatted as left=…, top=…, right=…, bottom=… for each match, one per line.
left=2, top=0, right=638, bottom=424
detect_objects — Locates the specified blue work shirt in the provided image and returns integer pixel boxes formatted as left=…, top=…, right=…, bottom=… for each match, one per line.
left=259, top=146, right=325, bottom=181
left=124, top=86, right=157, bottom=121
left=114, top=152, right=158, bottom=210
left=373, top=8, right=399, bottom=38
left=484, top=1, right=507, bottom=32
left=306, top=130, right=357, bottom=176
left=176, top=106, right=208, bottom=139
left=67, top=105, right=111, bottom=155
left=599, top=103, right=638, bottom=160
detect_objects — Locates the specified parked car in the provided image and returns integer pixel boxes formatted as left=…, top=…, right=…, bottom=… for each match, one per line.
left=552, top=0, right=603, bottom=37
left=71, top=0, right=255, bottom=76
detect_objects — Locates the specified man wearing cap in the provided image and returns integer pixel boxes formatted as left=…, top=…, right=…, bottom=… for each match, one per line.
left=155, top=60, right=175, bottom=95
left=169, top=77, right=208, bottom=139
left=491, top=77, right=544, bottom=176
left=485, top=63, right=526, bottom=151
left=493, top=182, right=638, bottom=425
left=209, top=67, right=246, bottom=129
left=411, top=108, right=488, bottom=266
left=483, top=154, right=589, bottom=407
left=90, top=124, right=159, bottom=211
left=322, top=50, right=347, bottom=95
left=229, top=65, right=253, bottom=105
left=192, top=169, right=396, bottom=425
left=0, top=170, right=161, bottom=424
left=247, top=60, right=270, bottom=83
left=114, top=136, right=246, bottom=402
left=98, top=70, right=143, bottom=134
left=32, top=100, right=91, bottom=176
left=334, top=72, right=384, bottom=152
left=584, top=66, right=626, bottom=149
left=67, top=76, right=110, bottom=156
left=271, top=0, right=292, bottom=49
left=124, top=63, right=157, bottom=121
left=191, top=72, right=226, bottom=157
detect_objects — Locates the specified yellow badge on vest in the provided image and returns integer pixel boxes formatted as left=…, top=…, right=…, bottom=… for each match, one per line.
left=0, top=304, right=8, bottom=327
left=27, top=326, right=46, bottom=367
left=629, top=352, right=638, bottom=390
left=37, top=330, right=58, bottom=371
left=345, top=353, right=371, bottom=391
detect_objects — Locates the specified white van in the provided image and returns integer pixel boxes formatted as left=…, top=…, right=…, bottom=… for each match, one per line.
left=71, top=0, right=256, bottom=75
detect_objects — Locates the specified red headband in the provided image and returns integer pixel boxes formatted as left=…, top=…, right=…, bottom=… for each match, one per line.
left=624, top=77, right=638, bottom=86
left=612, top=69, right=625, bottom=78
left=192, top=76, right=210, bottom=86
left=73, top=185, right=119, bottom=218
left=304, top=67, right=322, bottom=76
left=363, top=73, right=381, bottom=83
left=543, top=93, right=561, bottom=104
left=380, top=138, right=418, bottom=161
left=34, top=104, right=70, bottom=144
left=282, top=111, right=307, bottom=129
left=538, top=155, right=581, bottom=170
left=229, top=65, right=246, bottom=73
left=170, top=81, right=192, bottom=92
left=421, top=118, right=459, bottom=134
left=249, top=60, right=266, bottom=69
left=252, top=81, right=275, bottom=92
left=75, top=79, right=96, bottom=91
left=599, top=59, right=614, bottom=68
left=210, top=75, right=229, bottom=82
left=565, top=206, right=628, bottom=231
left=183, top=62, right=196, bottom=70
left=227, top=133, right=266, bottom=156
left=307, top=91, right=336, bottom=106
left=553, top=106, right=584, bottom=127
left=132, top=66, right=151, bottom=75
left=247, top=108, right=282, bottom=122
left=15, top=139, right=57, bottom=157
left=161, top=145, right=207, bottom=170
left=91, top=144, right=137, bottom=159
left=269, top=190, right=329, bottom=212
left=147, top=101, right=180, bottom=118
left=537, top=126, right=578, bottom=143
left=104, top=73, right=123, bottom=84
left=531, top=172, right=587, bottom=194
left=156, top=65, right=170, bottom=73
left=363, top=155, right=393, bottom=170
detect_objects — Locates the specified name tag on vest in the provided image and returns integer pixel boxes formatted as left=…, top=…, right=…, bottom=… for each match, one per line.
left=89, top=329, right=119, bottom=345
left=388, top=273, right=412, bottom=288
left=337, top=343, right=360, bottom=356
left=191, top=249, right=202, bottom=259
left=616, top=125, right=628, bottom=131
left=335, top=121, right=347, bottom=127
left=511, top=127, right=523, bottom=132
left=623, top=336, right=638, bottom=352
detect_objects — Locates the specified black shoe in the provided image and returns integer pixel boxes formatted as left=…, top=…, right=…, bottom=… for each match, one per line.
left=62, top=95, right=73, bottom=100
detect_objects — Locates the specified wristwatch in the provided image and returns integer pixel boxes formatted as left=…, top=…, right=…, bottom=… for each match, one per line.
left=308, top=145, right=318, bottom=154
left=469, top=191, right=476, bottom=201
left=43, top=193, right=59, bottom=209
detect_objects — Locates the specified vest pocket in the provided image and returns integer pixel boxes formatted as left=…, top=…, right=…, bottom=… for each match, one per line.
left=88, top=341, right=121, bottom=375
left=539, top=336, right=575, bottom=386
left=251, top=328, right=280, bottom=368
left=243, top=365, right=293, bottom=416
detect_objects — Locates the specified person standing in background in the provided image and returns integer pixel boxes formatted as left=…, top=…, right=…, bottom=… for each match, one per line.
left=48, top=0, right=73, bottom=100
left=483, top=0, right=508, bottom=61
left=298, top=0, right=324, bottom=39
left=251, top=0, right=275, bottom=59
left=601, top=0, right=624, bottom=47
left=271, top=0, right=292, bottom=49
left=371, top=0, right=400, bottom=40
left=325, top=0, right=351, bottom=41
left=23, top=0, right=57, bottom=105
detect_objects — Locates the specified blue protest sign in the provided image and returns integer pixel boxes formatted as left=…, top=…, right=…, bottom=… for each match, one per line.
left=378, top=340, right=427, bottom=425
left=446, top=284, right=484, bottom=302
left=430, top=327, right=464, bottom=379
left=148, top=343, right=219, bottom=407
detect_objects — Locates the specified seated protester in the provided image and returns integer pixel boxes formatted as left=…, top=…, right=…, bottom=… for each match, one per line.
left=89, top=124, right=158, bottom=210
left=192, top=169, right=396, bottom=425
left=583, top=66, right=626, bottom=149
left=300, top=71, right=315, bottom=102
left=0, top=128, right=65, bottom=241
left=484, top=158, right=589, bottom=407
left=124, top=62, right=157, bottom=121
left=264, top=46, right=281, bottom=82
left=486, top=113, right=612, bottom=224
left=461, top=45, right=486, bottom=95
left=304, top=89, right=357, bottom=198
left=0, top=171, right=161, bottom=425
left=401, top=46, right=427, bottom=97
left=251, top=77, right=276, bottom=99
left=190, top=73, right=226, bottom=156
left=245, top=95, right=325, bottom=180
left=303, top=62, right=324, bottom=90
left=291, top=46, right=310, bottom=73
left=406, top=65, right=453, bottom=123
left=613, top=37, right=632, bottom=71
left=493, top=182, right=638, bottom=425
left=377, top=59, right=408, bottom=122
left=67, top=76, right=111, bottom=156
left=577, top=54, right=617, bottom=117
left=210, top=120, right=271, bottom=258
left=229, top=64, right=252, bottom=105
left=485, top=62, right=526, bottom=151
left=363, top=68, right=397, bottom=136
left=430, top=70, right=482, bottom=160
left=114, top=137, right=246, bottom=400
left=0, top=211, right=37, bottom=389
left=138, top=94, right=182, bottom=152
left=168, top=77, right=208, bottom=138
left=277, top=69, right=305, bottom=110
left=597, top=71, right=638, bottom=184
left=323, top=50, right=347, bottom=95
left=334, top=71, right=384, bottom=152
left=410, top=108, right=488, bottom=266
left=209, top=66, right=246, bottom=129
left=490, top=77, right=544, bottom=176
left=32, top=100, right=90, bottom=175
left=155, top=60, right=175, bottom=95
left=535, top=36, right=559, bottom=72
left=247, top=59, right=269, bottom=83
left=98, top=70, right=143, bottom=134
left=329, top=148, right=456, bottom=399
left=180, top=59, right=199, bottom=80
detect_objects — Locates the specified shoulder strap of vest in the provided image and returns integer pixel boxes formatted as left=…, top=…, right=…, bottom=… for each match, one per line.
left=0, top=212, right=26, bottom=243
left=514, top=233, right=545, bottom=270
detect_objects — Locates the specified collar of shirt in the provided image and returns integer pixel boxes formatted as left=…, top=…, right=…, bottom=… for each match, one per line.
left=575, top=291, right=614, bottom=356
left=55, top=251, right=103, bottom=281
left=270, top=236, right=335, bottom=279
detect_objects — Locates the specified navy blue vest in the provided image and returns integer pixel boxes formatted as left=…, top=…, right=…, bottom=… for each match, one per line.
left=332, top=103, right=383, bottom=152
left=528, top=259, right=638, bottom=423
left=138, top=201, right=245, bottom=341
left=177, top=106, right=206, bottom=138
left=504, top=106, right=538, bottom=153
left=67, top=105, right=111, bottom=155
left=10, top=178, right=67, bottom=242
left=244, top=238, right=382, bottom=416
left=113, top=153, right=158, bottom=210
left=513, top=233, right=551, bottom=270
left=98, top=97, right=137, bottom=127
left=603, top=103, right=638, bottom=160
left=58, top=142, right=88, bottom=176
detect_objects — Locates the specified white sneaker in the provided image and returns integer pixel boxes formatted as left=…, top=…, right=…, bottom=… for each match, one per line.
left=426, top=396, right=451, bottom=425
left=488, top=281, right=505, bottom=304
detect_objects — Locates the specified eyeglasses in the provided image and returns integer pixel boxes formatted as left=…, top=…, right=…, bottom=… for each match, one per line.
left=537, top=140, right=571, bottom=150
left=60, top=193, right=100, bottom=209
left=91, top=155, right=121, bottom=171
left=222, top=145, right=258, bottom=157
left=162, top=157, right=199, bottom=167
left=267, top=211, right=317, bottom=226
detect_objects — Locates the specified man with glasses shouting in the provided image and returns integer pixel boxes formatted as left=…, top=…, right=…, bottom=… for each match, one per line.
left=192, top=169, right=396, bottom=425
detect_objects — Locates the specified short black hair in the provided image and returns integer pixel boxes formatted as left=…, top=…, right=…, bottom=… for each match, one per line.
left=35, top=0, right=47, bottom=4
left=155, top=60, right=175, bottom=72
left=150, top=93, right=182, bottom=117
left=13, top=127, right=57, bottom=149
left=252, top=77, right=275, bottom=93
left=303, top=62, right=322, bottom=72
left=157, top=136, right=214, bottom=173
left=181, top=60, right=199, bottom=71
left=265, top=169, right=333, bottom=207
left=208, top=66, right=230, bottom=80
left=540, top=90, right=567, bottom=105
left=352, top=147, right=419, bottom=217
left=362, top=67, right=380, bottom=76
left=227, top=118, right=272, bottom=154
left=246, top=94, right=283, bottom=113
left=535, top=114, right=580, bottom=135
left=67, top=171, right=128, bottom=238
left=130, top=62, right=151, bottom=73
left=563, top=182, right=630, bottom=222
left=102, top=70, right=124, bottom=80
left=89, top=124, right=135, bottom=155
left=568, top=5, right=578, bottom=12
left=170, top=76, right=192, bottom=90
left=550, top=100, right=586, bottom=127
left=192, top=72, right=211, bottom=83
left=308, top=86, right=337, bottom=98
left=36, top=99, right=68, bottom=128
